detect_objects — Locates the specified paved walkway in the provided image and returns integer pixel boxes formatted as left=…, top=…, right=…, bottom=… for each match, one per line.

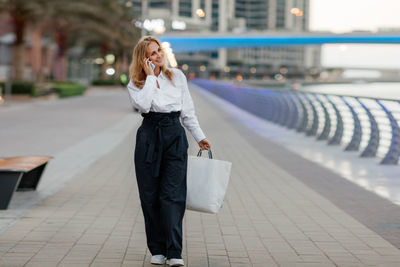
left=0, top=87, right=140, bottom=232
left=0, top=85, right=399, bottom=266
left=193, top=83, right=400, bottom=248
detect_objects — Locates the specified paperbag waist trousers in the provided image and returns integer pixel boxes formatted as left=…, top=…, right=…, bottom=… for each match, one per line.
left=134, top=111, right=188, bottom=259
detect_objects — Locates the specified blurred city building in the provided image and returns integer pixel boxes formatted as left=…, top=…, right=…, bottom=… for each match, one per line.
left=0, top=1, right=138, bottom=84
left=0, top=14, right=13, bottom=80
left=0, top=1, right=323, bottom=83
left=133, top=0, right=322, bottom=79
left=0, top=17, right=58, bottom=82
left=0, top=13, right=65, bottom=81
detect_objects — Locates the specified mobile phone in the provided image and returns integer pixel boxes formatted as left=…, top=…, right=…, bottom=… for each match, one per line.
left=147, top=58, right=155, bottom=70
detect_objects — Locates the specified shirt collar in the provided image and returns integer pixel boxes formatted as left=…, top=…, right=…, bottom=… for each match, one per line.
left=157, top=71, right=166, bottom=80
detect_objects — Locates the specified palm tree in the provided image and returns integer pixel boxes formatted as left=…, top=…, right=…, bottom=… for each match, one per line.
left=50, top=0, right=139, bottom=80
left=0, top=0, right=139, bottom=82
left=0, top=0, right=49, bottom=80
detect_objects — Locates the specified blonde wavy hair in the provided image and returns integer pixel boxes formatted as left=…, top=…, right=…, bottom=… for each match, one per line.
left=129, top=36, right=174, bottom=88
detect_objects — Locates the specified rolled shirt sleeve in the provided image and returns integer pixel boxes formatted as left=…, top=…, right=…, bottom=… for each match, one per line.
left=127, top=75, right=157, bottom=113
left=178, top=70, right=206, bottom=143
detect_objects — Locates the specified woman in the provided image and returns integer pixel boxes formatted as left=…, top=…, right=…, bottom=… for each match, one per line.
left=127, top=36, right=211, bottom=266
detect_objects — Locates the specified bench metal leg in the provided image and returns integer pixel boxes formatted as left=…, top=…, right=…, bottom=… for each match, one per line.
left=0, top=172, right=23, bottom=209
left=17, top=163, right=47, bottom=191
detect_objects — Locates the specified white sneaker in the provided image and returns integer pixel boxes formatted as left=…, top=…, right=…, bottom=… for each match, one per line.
left=166, top=258, right=185, bottom=266
left=151, top=255, right=166, bottom=265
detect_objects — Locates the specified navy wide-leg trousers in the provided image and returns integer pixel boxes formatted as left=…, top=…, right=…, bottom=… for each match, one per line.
left=134, top=111, right=188, bottom=259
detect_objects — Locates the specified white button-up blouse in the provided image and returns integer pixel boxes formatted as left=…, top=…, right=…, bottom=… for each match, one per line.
left=127, top=68, right=206, bottom=143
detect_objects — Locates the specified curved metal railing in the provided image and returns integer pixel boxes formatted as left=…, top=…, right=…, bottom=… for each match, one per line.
left=193, top=79, right=400, bottom=165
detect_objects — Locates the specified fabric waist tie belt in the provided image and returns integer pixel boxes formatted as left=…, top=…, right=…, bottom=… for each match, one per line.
left=141, top=111, right=181, bottom=177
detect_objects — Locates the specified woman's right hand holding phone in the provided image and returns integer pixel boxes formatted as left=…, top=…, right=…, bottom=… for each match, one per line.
left=142, top=58, right=155, bottom=76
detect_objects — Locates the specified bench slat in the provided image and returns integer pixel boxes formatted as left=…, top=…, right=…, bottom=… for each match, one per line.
left=0, top=156, right=52, bottom=172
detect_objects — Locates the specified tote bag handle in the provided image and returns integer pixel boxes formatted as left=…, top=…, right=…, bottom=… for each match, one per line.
left=196, top=149, right=213, bottom=159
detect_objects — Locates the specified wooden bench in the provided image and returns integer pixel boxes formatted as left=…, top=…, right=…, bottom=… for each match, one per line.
left=0, top=156, right=52, bottom=209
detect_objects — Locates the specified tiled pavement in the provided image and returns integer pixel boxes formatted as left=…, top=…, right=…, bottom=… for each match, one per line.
left=0, top=88, right=138, bottom=232
left=192, top=83, right=400, bottom=249
left=0, top=85, right=400, bottom=266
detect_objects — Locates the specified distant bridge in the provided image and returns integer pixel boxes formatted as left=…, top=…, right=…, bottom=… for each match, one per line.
left=158, top=32, right=400, bottom=53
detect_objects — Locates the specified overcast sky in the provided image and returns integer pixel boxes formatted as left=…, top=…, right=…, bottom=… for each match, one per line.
left=309, top=0, right=400, bottom=69
left=309, top=0, right=400, bottom=33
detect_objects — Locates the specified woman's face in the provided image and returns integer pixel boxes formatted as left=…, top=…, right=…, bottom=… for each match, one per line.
left=146, top=41, right=164, bottom=68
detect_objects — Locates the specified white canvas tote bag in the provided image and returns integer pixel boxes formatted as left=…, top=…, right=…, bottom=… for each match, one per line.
left=186, top=149, right=232, bottom=214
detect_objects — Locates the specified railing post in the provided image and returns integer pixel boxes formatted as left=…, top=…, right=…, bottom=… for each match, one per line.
left=265, top=93, right=274, bottom=121
left=271, top=92, right=282, bottom=124
left=286, top=93, right=300, bottom=129
left=316, top=94, right=331, bottom=141
left=257, top=90, right=270, bottom=121
left=341, top=97, right=362, bottom=151
left=357, top=98, right=380, bottom=158
left=377, top=100, right=400, bottom=165
left=296, top=94, right=309, bottom=133
left=304, top=94, right=319, bottom=136
left=326, top=95, right=344, bottom=145
left=278, top=93, right=291, bottom=126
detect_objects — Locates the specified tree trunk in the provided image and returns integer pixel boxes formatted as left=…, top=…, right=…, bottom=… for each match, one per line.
left=11, top=13, right=26, bottom=80
left=12, top=44, right=25, bottom=80
left=100, top=42, right=109, bottom=79
left=122, top=51, right=129, bottom=74
left=54, top=25, right=68, bottom=81
left=115, top=52, right=122, bottom=78
left=31, top=26, right=43, bottom=81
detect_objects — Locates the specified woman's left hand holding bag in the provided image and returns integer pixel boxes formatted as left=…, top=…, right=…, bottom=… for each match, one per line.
left=198, top=139, right=211, bottom=151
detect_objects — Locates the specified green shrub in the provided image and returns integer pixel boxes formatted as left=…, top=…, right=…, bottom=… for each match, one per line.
left=52, top=82, right=87, bottom=98
left=10, top=81, right=34, bottom=94
left=31, top=86, right=53, bottom=97
left=119, top=74, right=129, bottom=86
left=92, top=79, right=119, bottom=86
left=0, top=81, right=35, bottom=94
